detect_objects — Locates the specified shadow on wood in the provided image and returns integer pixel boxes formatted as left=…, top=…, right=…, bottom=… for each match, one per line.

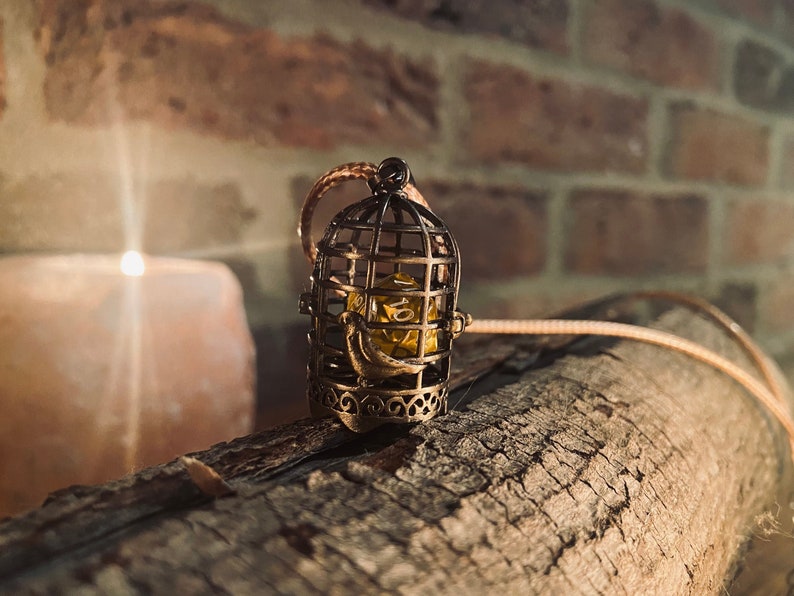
left=0, top=308, right=792, bottom=594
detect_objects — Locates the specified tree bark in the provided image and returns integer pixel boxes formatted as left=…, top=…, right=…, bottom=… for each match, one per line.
left=0, top=308, right=790, bottom=595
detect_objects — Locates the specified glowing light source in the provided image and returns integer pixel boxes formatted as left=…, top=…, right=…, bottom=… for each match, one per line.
left=0, top=254, right=255, bottom=516
left=120, top=250, right=145, bottom=277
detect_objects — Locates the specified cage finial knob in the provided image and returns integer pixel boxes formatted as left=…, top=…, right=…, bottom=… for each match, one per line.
left=368, top=157, right=412, bottom=196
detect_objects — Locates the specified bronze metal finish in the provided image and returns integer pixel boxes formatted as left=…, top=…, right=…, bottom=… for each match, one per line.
left=299, top=158, right=470, bottom=432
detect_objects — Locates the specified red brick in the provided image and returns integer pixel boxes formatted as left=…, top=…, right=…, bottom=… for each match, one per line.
left=666, top=104, right=769, bottom=186
left=761, top=275, right=794, bottom=330
left=724, top=199, right=794, bottom=265
left=564, top=189, right=709, bottom=275
left=583, top=0, right=720, bottom=91
left=465, top=61, right=648, bottom=173
left=780, top=135, right=794, bottom=189
left=0, top=174, right=253, bottom=253
left=714, top=0, right=775, bottom=26
left=142, top=180, right=256, bottom=252
left=424, top=181, right=547, bottom=281
left=363, top=0, right=569, bottom=55
left=36, top=0, right=438, bottom=149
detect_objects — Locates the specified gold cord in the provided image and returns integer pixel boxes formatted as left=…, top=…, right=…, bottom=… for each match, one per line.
left=468, top=317, right=794, bottom=458
left=300, top=163, right=794, bottom=466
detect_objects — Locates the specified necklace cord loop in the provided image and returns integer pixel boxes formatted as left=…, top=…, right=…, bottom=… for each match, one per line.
left=298, top=160, right=429, bottom=265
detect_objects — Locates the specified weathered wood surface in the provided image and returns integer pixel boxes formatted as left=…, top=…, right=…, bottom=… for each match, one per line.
left=0, top=307, right=791, bottom=595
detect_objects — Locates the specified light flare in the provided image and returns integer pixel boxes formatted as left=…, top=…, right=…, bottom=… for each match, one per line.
left=120, top=250, right=145, bottom=277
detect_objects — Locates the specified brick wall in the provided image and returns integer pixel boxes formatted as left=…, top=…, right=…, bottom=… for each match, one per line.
left=3, top=0, right=794, bottom=427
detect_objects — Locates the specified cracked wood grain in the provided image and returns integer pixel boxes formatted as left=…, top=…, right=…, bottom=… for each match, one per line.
left=0, top=308, right=790, bottom=595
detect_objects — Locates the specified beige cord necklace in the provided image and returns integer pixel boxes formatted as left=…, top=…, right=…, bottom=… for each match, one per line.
left=299, top=160, right=794, bottom=464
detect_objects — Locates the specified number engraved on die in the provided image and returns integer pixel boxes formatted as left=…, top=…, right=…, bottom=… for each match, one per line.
left=387, top=297, right=415, bottom=322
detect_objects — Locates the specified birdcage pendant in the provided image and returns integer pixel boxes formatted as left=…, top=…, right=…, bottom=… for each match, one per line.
left=300, top=159, right=469, bottom=432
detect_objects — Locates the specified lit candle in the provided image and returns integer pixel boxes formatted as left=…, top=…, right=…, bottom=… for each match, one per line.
left=0, top=253, right=255, bottom=516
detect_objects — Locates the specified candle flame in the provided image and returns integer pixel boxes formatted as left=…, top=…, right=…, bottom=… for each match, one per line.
left=120, top=250, right=145, bottom=277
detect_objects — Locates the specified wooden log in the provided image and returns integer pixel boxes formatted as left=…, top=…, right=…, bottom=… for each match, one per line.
left=0, top=308, right=790, bottom=594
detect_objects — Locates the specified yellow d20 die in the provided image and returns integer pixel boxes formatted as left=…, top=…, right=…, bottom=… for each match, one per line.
left=346, top=272, right=439, bottom=358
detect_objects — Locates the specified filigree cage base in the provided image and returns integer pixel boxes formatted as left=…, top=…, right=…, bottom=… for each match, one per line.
left=306, top=374, right=448, bottom=432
